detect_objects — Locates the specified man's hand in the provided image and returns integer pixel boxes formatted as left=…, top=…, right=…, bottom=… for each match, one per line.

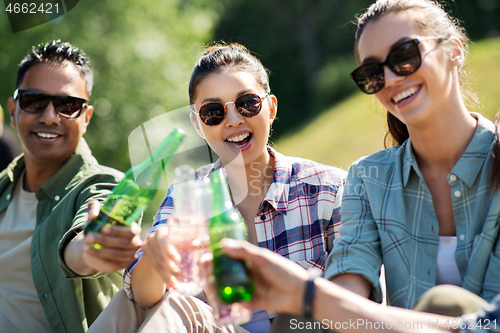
left=221, top=239, right=309, bottom=315
left=64, top=200, right=143, bottom=275
left=82, top=223, right=143, bottom=274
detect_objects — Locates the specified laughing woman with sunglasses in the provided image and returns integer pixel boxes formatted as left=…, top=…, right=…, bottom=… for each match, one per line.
left=93, top=43, right=346, bottom=333
left=324, top=0, right=500, bottom=316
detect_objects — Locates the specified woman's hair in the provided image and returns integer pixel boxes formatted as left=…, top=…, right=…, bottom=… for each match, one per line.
left=355, top=0, right=500, bottom=190
left=188, top=43, right=270, bottom=105
left=355, top=0, right=477, bottom=147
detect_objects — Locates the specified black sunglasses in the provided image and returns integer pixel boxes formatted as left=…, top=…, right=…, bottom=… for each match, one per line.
left=193, top=93, right=269, bottom=126
left=350, top=37, right=441, bottom=94
left=13, top=89, right=88, bottom=119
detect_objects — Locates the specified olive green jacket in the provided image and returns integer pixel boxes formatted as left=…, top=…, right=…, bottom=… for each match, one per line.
left=0, top=139, right=124, bottom=333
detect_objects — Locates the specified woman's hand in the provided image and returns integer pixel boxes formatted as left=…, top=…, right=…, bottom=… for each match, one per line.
left=139, top=223, right=182, bottom=289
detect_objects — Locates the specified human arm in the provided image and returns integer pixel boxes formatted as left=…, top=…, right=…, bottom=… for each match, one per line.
left=64, top=199, right=143, bottom=275
left=131, top=224, right=182, bottom=308
left=222, top=239, right=460, bottom=333
left=331, top=273, right=372, bottom=298
left=324, top=162, right=384, bottom=302
left=124, top=187, right=182, bottom=308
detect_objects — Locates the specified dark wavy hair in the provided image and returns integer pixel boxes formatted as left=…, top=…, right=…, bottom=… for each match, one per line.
left=17, top=40, right=93, bottom=97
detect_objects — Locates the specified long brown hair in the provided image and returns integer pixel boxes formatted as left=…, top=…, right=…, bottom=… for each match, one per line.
left=355, top=0, right=500, bottom=190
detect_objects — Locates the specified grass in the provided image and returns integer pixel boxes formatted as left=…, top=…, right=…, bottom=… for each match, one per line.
left=274, top=36, right=500, bottom=171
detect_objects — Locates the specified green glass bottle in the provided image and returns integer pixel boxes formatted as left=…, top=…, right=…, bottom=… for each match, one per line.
left=84, top=127, right=186, bottom=243
left=209, top=169, right=254, bottom=304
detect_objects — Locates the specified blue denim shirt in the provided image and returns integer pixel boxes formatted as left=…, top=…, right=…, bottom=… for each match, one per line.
left=325, top=113, right=500, bottom=309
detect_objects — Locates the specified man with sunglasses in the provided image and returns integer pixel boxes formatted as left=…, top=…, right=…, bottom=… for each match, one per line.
left=0, top=40, right=142, bottom=333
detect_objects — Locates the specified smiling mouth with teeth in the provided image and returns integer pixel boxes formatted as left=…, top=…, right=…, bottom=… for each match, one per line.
left=226, top=132, right=250, bottom=143
left=393, top=86, right=420, bottom=103
left=37, top=133, right=59, bottom=139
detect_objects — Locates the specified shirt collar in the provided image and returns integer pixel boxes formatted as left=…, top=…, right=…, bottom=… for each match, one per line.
left=451, top=113, right=495, bottom=187
left=37, top=138, right=96, bottom=201
left=204, top=146, right=291, bottom=215
left=402, top=113, right=496, bottom=187
left=262, top=146, right=291, bottom=214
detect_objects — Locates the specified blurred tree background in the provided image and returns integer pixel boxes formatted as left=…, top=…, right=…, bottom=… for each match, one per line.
left=1, top=0, right=499, bottom=223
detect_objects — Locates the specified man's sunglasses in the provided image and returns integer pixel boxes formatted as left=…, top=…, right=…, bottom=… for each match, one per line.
left=350, top=37, right=441, bottom=94
left=13, top=89, right=88, bottom=119
left=193, top=93, right=269, bottom=126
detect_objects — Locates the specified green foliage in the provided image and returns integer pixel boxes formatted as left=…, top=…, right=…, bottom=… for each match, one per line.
left=0, top=0, right=231, bottom=223
left=213, top=0, right=374, bottom=138
left=0, top=0, right=229, bottom=170
left=213, top=0, right=500, bottom=140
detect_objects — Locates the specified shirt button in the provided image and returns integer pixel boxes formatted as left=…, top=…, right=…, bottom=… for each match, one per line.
left=54, top=195, right=60, bottom=201
left=449, top=175, right=457, bottom=182
left=459, top=234, right=465, bottom=241
left=260, top=215, right=266, bottom=221
left=6, top=194, right=11, bottom=200
left=44, top=293, right=48, bottom=298
left=454, top=191, right=461, bottom=198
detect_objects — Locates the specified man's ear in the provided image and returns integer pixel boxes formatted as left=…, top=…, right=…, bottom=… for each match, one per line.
left=190, top=111, right=206, bottom=139
left=83, top=105, right=94, bottom=129
left=78, top=105, right=93, bottom=136
left=7, top=97, right=17, bottom=128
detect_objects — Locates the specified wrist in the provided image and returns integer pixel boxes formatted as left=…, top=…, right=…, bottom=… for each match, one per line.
left=303, top=268, right=322, bottom=319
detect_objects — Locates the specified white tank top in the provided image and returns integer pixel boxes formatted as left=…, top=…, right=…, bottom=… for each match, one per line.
left=436, top=236, right=463, bottom=286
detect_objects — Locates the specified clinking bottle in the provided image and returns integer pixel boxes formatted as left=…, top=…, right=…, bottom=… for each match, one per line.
left=208, top=168, right=254, bottom=304
left=83, top=127, right=186, bottom=242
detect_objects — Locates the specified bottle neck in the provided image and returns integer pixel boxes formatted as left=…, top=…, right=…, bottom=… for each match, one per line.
left=211, top=170, right=233, bottom=215
left=130, top=128, right=185, bottom=189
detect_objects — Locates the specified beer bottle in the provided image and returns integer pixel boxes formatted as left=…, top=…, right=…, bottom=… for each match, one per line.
left=84, top=127, right=186, bottom=243
left=208, top=169, right=254, bottom=304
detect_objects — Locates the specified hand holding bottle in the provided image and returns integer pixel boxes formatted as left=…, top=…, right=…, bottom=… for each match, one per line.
left=220, top=239, right=309, bottom=315
left=81, top=199, right=143, bottom=273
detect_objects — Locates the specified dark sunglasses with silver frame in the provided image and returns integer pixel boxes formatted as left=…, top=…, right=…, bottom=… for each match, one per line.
left=192, top=93, right=270, bottom=126
left=350, top=36, right=442, bottom=94
left=13, top=89, right=88, bottom=119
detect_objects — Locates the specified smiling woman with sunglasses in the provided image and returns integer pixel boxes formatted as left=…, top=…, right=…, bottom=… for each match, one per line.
left=324, top=0, right=500, bottom=319
left=86, top=43, right=346, bottom=333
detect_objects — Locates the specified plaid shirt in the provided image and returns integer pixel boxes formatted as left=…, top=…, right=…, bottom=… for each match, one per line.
left=325, top=113, right=500, bottom=309
left=124, top=147, right=346, bottom=299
